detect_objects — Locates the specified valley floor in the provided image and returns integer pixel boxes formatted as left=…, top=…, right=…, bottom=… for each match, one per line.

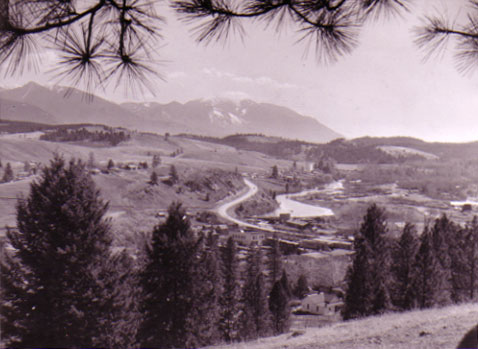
left=209, top=303, right=478, bottom=349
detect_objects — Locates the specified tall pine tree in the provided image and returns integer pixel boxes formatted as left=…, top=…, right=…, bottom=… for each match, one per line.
left=239, top=246, right=271, bottom=340
left=269, top=271, right=290, bottom=335
left=2, top=162, right=13, bottom=182
left=391, top=223, right=420, bottom=310
left=138, top=202, right=203, bottom=348
left=412, top=227, right=445, bottom=309
left=430, top=214, right=454, bottom=303
left=267, top=236, right=282, bottom=289
left=0, top=156, right=114, bottom=348
left=186, top=232, right=221, bottom=347
left=294, top=274, right=309, bottom=299
left=343, top=204, right=392, bottom=319
left=462, top=216, right=478, bottom=300
left=99, top=250, right=141, bottom=348
left=218, top=237, right=241, bottom=343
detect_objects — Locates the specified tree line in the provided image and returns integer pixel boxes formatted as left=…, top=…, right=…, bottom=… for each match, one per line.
left=344, top=204, right=478, bottom=320
left=40, top=128, right=130, bottom=146
left=0, top=156, right=291, bottom=348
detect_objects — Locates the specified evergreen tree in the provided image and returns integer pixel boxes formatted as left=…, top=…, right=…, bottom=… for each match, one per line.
left=0, top=156, right=115, bottom=348
left=268, top=279, right=290, bottom=335
left=343, top=234, right=373, bottom=319
left=152, top=154, right=161, bottom=168
left=294, top=274, right=309, bottom=299
left=462, top=216, right=478, bottom=300
left=239, top=246, right=271, bottom=340
left=187, top=232, right=221, bottom=347
left=99, top=250, right=141, bottom=348
left=150, top=171, right=158, bottom=185
left=23, top=161, right=31, bottom=173
left=2, top=162, right=13, bottom=182
left=271, top=165, right=279, bottom=179
left=343, top=204, right=392, bottom=319
left=107, top=159, right=115, bottom=170
left=267, top=237, right=282, bottom=289
left=169, top=164, right=179, bottom=184
left=391, top=223, right=419, bottom=310
left=137, top=202, right=202, bottom=348
left=412, top=227, right=446, bottom=309
left=88, top=151, right=96, bottom=169
left=218, top=237, right=241, bottom=343
left=449, top=225, right=468, bottom=303
left=430, top=214, right=454, bottom=303
left=279, top=269, right=292, bottom=299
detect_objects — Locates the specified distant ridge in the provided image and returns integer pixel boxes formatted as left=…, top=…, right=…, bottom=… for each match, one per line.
left=0, top=82, right=342, bottom=143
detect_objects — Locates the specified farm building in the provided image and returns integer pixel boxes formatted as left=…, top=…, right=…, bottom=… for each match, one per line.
left=301, top=292, right=343, bottom=317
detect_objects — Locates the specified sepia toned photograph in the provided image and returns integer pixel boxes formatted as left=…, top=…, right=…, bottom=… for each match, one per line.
left=1, top=0, right=478, bottom=348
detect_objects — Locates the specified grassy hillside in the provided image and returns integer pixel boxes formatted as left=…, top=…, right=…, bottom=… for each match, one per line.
left=210, top=303, right=478, bottom=349
left=0, top=131, right=293, bottom=239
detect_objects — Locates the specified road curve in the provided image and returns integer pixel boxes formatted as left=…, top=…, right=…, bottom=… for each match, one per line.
left=215, top=178, right=269, bottom=229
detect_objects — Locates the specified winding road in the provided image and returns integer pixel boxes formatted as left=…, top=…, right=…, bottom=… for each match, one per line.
left=215, top=178, right=337, bottom=232
left=215, top=178, right=273, bottom=230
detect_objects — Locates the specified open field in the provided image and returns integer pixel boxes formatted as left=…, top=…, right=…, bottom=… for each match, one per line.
left=208, top=303, right=478, bottom=349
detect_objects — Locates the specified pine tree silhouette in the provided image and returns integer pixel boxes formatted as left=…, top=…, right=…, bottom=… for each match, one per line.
left=218, top=237, right=241, bottom=343
left=391, top=223, right=419, bottom=310
left=138, top=202, right=202, bottom=348
left=0, top=156, right=114, bottom=348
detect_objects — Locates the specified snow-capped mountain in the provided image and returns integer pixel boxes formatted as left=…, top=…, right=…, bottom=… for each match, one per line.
left=0, top=82, right=342, bottom=143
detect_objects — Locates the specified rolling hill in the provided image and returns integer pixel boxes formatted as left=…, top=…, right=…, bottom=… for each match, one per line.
left=210, top=303, right=478, bottom=349
left=0, top=82, right=341, bottom=143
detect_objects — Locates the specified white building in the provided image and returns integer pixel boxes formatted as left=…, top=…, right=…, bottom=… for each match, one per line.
left=301, top=292, right=343, bottom=316
left=228, top=231, right=266, bottom=246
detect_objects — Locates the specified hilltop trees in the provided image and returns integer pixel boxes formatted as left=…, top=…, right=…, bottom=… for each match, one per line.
left=0, top=156, right=116, bottom=348
left=345, top=205, right=478, bottom=317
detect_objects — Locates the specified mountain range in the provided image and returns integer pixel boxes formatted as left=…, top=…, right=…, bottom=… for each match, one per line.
left=0, top=82, right=341, bottom=143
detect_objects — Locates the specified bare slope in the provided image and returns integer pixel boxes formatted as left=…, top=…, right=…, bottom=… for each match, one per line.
left=210, top=303, right=478, bottom=349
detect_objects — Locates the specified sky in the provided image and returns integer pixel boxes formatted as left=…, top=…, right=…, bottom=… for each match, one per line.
left=2, top=0, right=478, bottom=143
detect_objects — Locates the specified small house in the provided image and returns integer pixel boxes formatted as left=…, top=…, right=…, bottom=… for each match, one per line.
left=301, top=292, right=344, bottom=316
